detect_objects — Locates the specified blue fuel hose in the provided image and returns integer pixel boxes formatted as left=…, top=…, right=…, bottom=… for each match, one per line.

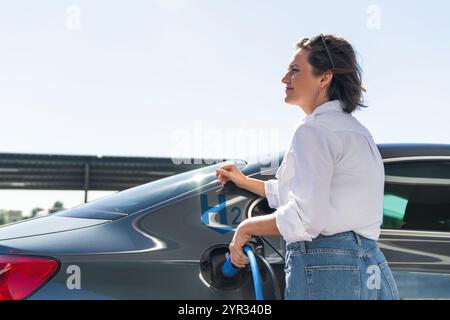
left=221, top=245, right=264, bottom=300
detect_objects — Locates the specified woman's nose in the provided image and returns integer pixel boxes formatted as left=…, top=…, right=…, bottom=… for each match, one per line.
left=281, top=73, right=290, bottom=84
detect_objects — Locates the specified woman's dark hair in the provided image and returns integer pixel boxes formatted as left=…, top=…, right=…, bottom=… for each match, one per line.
left=294, top=34, right=367, bottom=113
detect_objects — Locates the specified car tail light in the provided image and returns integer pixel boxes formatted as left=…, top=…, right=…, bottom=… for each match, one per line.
left=0, top=255, right=60, bottom=300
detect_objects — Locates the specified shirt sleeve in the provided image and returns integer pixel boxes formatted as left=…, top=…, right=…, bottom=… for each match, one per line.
left=274, top=123, right=339, bottom=243
left=264, top=179, right=282, bottom=209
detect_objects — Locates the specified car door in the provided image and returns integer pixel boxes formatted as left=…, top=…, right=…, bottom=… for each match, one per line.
left=379, top=157, right=450, bottom=299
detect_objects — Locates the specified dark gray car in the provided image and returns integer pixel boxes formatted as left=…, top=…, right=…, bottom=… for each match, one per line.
left=0, top=143, right=449, bottom=300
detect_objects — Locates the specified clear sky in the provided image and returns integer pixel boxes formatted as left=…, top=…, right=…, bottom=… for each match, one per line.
left=1, top=0, right=449, bottom=216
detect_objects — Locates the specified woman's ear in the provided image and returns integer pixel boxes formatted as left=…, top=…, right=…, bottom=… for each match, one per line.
left=320, top=71, right=333, bottom=87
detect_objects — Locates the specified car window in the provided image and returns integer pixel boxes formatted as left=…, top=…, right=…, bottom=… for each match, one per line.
left=56, top=160, right=247, bottom=218
left=382, top=160, right=450, bottom=231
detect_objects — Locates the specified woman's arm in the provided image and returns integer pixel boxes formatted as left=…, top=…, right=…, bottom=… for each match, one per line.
left=240, top=177, right=266, bottom=198
left=239, top=213, right=280, bottom=236
left=229, top=213, right=281, bottom=268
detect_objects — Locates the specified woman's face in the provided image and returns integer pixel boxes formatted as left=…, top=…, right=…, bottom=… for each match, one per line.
left=282, top=48, right=323, bottom=112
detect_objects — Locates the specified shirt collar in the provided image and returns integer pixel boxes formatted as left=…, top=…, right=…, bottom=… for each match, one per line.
left=304, top=100, right=344, bottom=123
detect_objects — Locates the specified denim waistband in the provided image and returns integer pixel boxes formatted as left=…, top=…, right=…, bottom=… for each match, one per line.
left=286, top=231, right=377, bottom=253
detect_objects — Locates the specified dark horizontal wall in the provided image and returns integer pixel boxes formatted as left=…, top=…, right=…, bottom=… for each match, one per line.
left=0, top=153, right=223, bottom=192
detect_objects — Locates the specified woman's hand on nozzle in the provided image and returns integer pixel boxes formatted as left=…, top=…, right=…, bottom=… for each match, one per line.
left=215, top=164, right=248, bottom=189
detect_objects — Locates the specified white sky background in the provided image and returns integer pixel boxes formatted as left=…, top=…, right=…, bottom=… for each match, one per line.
left=1, top=0, right=449, bottom=216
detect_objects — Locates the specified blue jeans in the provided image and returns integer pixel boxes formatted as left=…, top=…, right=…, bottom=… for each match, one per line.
left=283, top=231, right=399, bottom=300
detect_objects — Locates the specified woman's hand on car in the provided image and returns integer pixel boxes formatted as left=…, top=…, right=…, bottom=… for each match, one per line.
left=215, top=164, right=248, bottom=188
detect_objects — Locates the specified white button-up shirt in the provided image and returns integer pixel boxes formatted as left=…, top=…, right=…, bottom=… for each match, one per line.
left=264, top=100, right=385, bottom=244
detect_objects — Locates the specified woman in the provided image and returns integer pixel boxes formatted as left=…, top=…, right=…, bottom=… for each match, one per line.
left=215, top=34, right=399, bottom=300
